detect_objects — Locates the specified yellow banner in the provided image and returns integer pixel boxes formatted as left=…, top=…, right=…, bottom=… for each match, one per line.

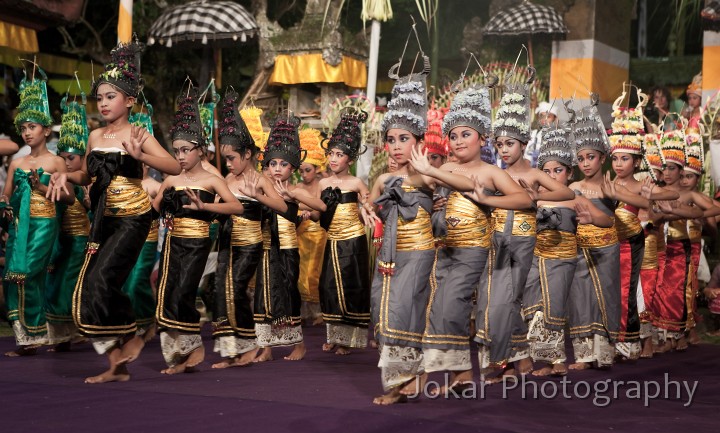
left=270, top=53, right=367, bottom=88
left=0, top=22, right=38, bottom=53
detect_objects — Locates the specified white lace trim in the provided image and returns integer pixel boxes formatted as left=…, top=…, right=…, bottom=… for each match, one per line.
left=91, top=337, right=122, bottom=355
left=326, top=323, right=367, bottom=349
left=160, top=331, right=203, bottom=367
left=527, top=312, right=566, bottom=364
left=378, top=344, right=424, bottom=392
left=423, top=348, right=472, bottom=373
left=572, top=335, right=615, bottom=367
left=11, top=321, right=47, bottom=347
left=639, top=321, right=654, bottom=340
left=615, top=341, right=641, bottom=360
left=657, top=328, right=685, bottom=342
left=213, top=336, right=258, bottom=358
left=255, top=323, right=303, bottom=348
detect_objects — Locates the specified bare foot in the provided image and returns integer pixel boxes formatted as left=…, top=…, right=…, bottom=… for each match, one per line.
left=322, top=343, right=336, bottom=352
left=253, top=348, right=273, bottom=363
left=235, top=348, right=259, bottom=366
left=369, top=339, right=378, bottom=349
left=430, top=370, right=474, bottom=397
left=211, top=358, right=238, bottom=369
left=119, top=336, right=145, bottom=364
left=551, top=363, right=568, bottom=376
left=48, top=341, right=72, bottom=353
left=5, top=346, right=39, bottom=357
left=143, top=325, right=157, bottom=343
left=483, top=366, right=516, bottom=384
left=654, top=339, right=674, bottom=354
left=568, top=362, right=592, bottom=370
left=161, top=364, right=187, bottom=375
left=675, top=336, right=688, bottom=352
left=516, top=357, right=534, bottom=375
left=335, top=346, right=351, bottom=355
left=373, top=387, right=408, bottom=405
left=640, top=339, right=654, bottom=359
left=85, top=364, right=130, bottom=384
left=399, top=372, right=427, bottom=396
left=532, top=365, right=553, bottom=377
left=688, top=328, right=701, bottom=345
left=311, top=317, right=324, bottom=326
left=284, top=342, right=306, bottom=361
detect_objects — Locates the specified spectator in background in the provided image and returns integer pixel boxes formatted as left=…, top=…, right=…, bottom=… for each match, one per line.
left=525, top=102, right=558, bottom=167
left=644, top=85, right=684, bottom=130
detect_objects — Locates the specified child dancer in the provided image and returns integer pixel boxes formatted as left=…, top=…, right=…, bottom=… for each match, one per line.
left=154, top=86, right=244, bottom=374
left=211, top=89, right=287, bottom=368
left=46, top=91, right=91, bottom=350
left=420, top=78, right=533, bottom=394
left=48, top=40, right=181, bottom=383
left=316, top=109, right=373, bottom=354
left=482, top=68, right=574, bottom=382
left=367, top=54, right=479, bottom=404
left=3, top=65, right=74, bottom=356
left=296, top=127, right=327, bottom=326
left=525, top=116, right=614, bottom=376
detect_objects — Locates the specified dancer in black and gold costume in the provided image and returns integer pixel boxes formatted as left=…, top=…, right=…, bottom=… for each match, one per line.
left=48, top=40, right=181, bottom=383
left=211, top=89, right=287, bottom=368
left=154, top=85, right=244, bottom=375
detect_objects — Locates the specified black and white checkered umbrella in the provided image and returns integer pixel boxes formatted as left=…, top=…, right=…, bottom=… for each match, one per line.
left=483, top=0, right=568, bottom=37
left=147, top=0, right=258, bottom=47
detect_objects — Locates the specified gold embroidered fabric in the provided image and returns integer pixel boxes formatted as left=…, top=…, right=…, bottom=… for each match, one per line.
left=30, top=189, right=56, bottom=218
left=688, top=219, right=702, bottom=242
left=61, top=198, right=90, bottom=236
left=445, top=192, right=490, bottom=248
left=576, top=221, right=618, bottom=248
left=614, top=208, right=643, bottom=240
left=396, top=206, right=434, bottom=251
left=535, top=230, right=577, bottom=259
left=492, top=209, right=537, bottom=236
left=146, top=219, right=159, bottom=242
left=667, top=220, right=689, bottom=240
left=641, top=230, right=658, bottom=269
left=102, top=176, right=151, bottom=217
left=170, top=217, right=209, bottom=238
left=232, top=216, right=262, bottom=246
left=301, top=217, right=324, bottom=233
left=327, top=202, right=365, bottom=241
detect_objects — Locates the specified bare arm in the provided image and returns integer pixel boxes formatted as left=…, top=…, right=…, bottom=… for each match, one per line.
left=0, top=139, right=19, bottom=156
left=123, top=126, right=181, bottom=176
left=467, top=168, right=534, bottom=210
left=192, top=179, right=244, bottom=215
left=409, top=147, right=474, bottom=191
left=532, top=170, right=576, bottom=202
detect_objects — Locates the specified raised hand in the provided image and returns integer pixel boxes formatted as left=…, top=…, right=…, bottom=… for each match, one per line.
left=274, top=179, right=294, bottom=200
left=640, top=177, right=655, bottom=200
left=408, top=145, right=433, bottom=175
left=462, top=174, right=487, bottom=204
left=121, top=125, right=148, bottom=160
left=46, top=172, right=70, bottom=202
left=237, top=170, right=260, bottom=198
left=575, top=201, right=593, bottom=225
left=518, top=178, right=539, bottom=202
left=182, top=187, right=205, bottom=210
left=600, top=172, right=617, bottom=200
left=360, top=205, right=381, bottom=227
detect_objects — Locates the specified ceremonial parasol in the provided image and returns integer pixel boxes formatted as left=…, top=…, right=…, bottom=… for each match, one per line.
left=483, top=0, right=568, bottom=66
left=147, top=0, right=259, bottom=86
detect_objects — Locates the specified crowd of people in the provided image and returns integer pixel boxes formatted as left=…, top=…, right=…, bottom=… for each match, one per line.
left=1, top=38, right=719, bottom=406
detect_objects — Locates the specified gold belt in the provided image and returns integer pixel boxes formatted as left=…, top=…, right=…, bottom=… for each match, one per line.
left=301, top=218, right=324, bottom=233
left=534, top=230, right=577, bottom=259
left=641, top=231, right=658, bottom=269
left=170, top=217, right=210, bottom=238
left=30, top=190, right=56, bottom=218
left=327, top=202, right=365, bottom=241
left=614, top=208, right=643, bottom=240
left=232, top=215, right=262, bottom=246
left=667, top=220, right=688, bottom=240
left=61, top=199, right=90, bottom=236
left=492, top=209, right=537, bottom=236
left=263, top=216, right=299, bottom=250
left=397, top=207, right=434, bottom=251
left=445, top=192, right=491, bottom=248
left=688, top=221, right=702, bottom=242
left=147, top=219, right=159, bottom=242
left=102, top=176, right=151, bottom=217
left=577, top=221, right=618, bottom=248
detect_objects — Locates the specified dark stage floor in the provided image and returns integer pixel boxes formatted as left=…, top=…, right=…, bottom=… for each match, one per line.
left=1, top=325, right=717, bottom=433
